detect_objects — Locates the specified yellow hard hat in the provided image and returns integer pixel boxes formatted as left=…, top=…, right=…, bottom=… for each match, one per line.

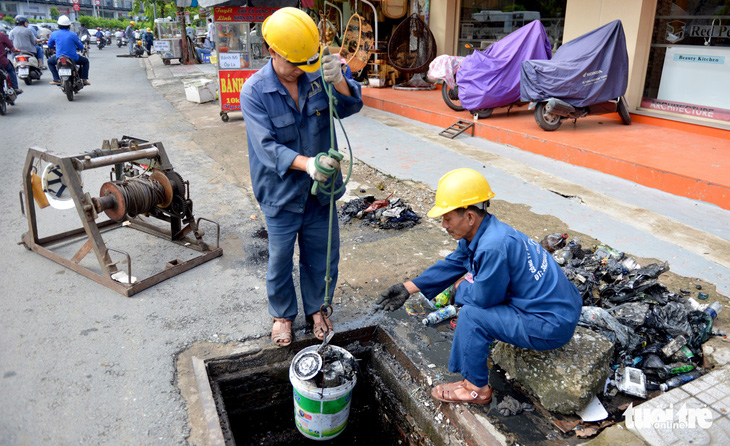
left=427, top=169, right=495, bottom=218
left=146, top=28, right=151, bottom=32
left=262, top=7, right=321, bottom=73
left=130, top=21, right=135, bottom=26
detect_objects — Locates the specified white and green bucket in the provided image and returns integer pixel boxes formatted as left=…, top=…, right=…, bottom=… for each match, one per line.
left=289, top=345, right=357, bottom=441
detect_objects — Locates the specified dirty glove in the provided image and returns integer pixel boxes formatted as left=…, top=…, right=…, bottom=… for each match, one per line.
left=306, top=154, right=340, bottom=182
left=376, top=283, right=411, bottom=311
left=321, top=47, right=343, bottom=85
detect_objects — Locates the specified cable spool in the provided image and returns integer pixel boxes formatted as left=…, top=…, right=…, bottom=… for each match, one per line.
left=95, top=171, right=173, bottom=222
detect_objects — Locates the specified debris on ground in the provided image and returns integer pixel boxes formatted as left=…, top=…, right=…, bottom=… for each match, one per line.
left=339, top=195, right=421, bottom=229
left=497, top=395, right=534, bottom=416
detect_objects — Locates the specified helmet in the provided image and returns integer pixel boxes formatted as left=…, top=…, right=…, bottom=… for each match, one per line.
left=130, top=21, right=135, bottom=26
left=146, top=28, right=151, bottom=32
left=15, top=15, right=28, bottom=26
left=427, top=169, right=495, bottom=218
left=97, top=27, right=101, bottom=30
left=262, top=7, right=321, bottom=73
left=57, top=15, right=72, bottom=27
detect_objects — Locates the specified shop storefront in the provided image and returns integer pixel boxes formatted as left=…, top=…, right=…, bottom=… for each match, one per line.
left=456, top=0, right=567, bottom=56
left=641, top=0, right=730, bottom=124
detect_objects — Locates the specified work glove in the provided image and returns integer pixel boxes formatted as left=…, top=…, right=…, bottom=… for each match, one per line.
left=321, top=47, right=343, bottom=85
left=375, top=283, right=411, bottom=311
left=306, top=154, right=340, bottom=183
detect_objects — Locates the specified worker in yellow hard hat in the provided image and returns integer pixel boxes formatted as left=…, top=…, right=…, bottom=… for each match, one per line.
left=239, top=7, right=363, bottom=348
left=377, top=168, right=582, bottom=405
left=124, top=21, right=135, bottom=55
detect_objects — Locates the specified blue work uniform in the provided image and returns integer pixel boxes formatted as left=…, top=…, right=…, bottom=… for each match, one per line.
left=240, top=60, right=363, bottom=320
left=412, top=214, right=582, bottom=387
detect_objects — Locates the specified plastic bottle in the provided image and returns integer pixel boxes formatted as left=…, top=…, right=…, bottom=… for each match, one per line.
left=660, top=370, right=703, bottom=391
left=663, top=362, right=695, bottom=375
left=422, top=305, right=458, bottom=326
left=660, top=335, right=687, bottom=359
left=431, top=285, right=454, bottom=309
left=696, top=302, right=724, bottom=345
left=404, top=292, right=433, bottom=315
left=704, top=302, right=724, bottom=319
left=539, top=232, right=568, bottom=253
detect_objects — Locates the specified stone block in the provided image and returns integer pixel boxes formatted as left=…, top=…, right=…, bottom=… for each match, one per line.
left=491, top=326, right=613, bottom=414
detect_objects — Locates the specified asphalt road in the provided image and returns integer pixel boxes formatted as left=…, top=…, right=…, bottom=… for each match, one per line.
left=0, top=45, right=267, bottom=444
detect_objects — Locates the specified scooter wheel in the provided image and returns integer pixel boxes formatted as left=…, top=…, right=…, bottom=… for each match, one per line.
left=23, top=77, right=32, bottom=86
left=65, top=80, right=74, bottom=102
left=442, top=82, right=464, bottom=112
left=470, top=108, right=493, bottom=119
left=534, top=102, right=562, bottom=131
left=0, top=94, right=6, bottom=115
left=617, top=96, right=632, bottom=125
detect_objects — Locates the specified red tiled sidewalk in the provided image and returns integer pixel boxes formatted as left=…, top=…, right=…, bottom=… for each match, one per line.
left=361, top=87, right=730, bottom=210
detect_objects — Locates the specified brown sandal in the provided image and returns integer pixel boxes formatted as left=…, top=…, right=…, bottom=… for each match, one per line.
left=431, top=380, right=492, bottom=404
left=310, top=312, right=333, bottom=341
left=271, top=317, right=292, bottom=347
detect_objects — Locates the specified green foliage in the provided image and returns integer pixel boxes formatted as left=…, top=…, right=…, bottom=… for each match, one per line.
left=50, top=7, right=61, bottom=19
left=75, top=15, right=134, bottom=30
left=3, top=16, right=14, bottom=25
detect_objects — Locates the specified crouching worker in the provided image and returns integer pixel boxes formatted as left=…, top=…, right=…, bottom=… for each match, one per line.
left=377, top=169, right=582, bottom=404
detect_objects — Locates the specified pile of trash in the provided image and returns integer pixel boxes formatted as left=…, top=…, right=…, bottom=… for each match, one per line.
left=339, top=195, right=421, bottom=230
left=545, top=233, right=723, bottom=398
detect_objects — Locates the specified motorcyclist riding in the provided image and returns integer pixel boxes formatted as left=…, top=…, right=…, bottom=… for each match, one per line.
left=95, top=27, right=105, bottom=48
left=47, top=15, right=90, bottom=86
left=10, top=16, right=45, bottom=70
left=0, top=31, right=22, bottom=95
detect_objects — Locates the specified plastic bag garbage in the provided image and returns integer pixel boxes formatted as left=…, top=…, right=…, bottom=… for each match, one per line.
left=578, top=306, right=639, bottom=353
left=608, top=302, right=650, bottom=328
left=339, top=196, right=421, bottom=230
left=497, top=395, right=535, bottom=416
left=645, top=300, right=692, bottom=339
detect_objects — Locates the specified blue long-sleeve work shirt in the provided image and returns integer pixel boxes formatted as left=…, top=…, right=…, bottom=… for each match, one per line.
left=413, top=214, right=582, bottom=337
left=48, top=29, right=83, bottom=61
left=240, top=60, right=363, bottom=216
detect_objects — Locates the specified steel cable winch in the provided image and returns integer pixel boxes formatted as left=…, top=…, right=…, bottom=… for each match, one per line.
left=20, top=137, right=223, bottom=296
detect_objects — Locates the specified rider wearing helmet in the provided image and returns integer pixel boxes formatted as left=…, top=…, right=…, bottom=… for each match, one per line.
left=47, top=15, right=90, bottom=86
left=124, top=21, right=135, bottom=55
left=239, top=7, right=362, bottom=347
left=95, top=27, right=104, bottom=47
left=377, top=168, right=582, bottom=405
left=10, top=15, right=45, bottom=69
left=0, top=29, right=22, bottom=94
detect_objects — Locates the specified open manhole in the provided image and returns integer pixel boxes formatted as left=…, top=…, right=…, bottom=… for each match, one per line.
left=193, top=326, right=464, bottom=446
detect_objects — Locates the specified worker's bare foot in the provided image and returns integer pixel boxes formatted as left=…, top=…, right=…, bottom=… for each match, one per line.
left=431, top=379, right=492, bottom=404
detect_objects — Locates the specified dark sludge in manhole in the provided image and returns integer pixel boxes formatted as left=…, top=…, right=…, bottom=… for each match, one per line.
left=205, top=327, right=438, bottom=446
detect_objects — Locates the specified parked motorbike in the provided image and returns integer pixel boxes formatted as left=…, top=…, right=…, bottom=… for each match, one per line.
left=13, top=51, right=43, bottom=85
left=56, top=55, right=84, bottom=101
left=520, top=20, right=631, bottom=131
left=0, top=67, right=18, bottom=115
left=132, top=39, right=145, bottom=57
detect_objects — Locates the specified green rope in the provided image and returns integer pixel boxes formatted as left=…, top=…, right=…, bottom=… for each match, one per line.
left=311, top=68, right=354, bottom=310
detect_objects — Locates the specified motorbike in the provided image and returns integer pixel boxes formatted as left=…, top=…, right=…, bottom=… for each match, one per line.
left=43, top=40, right=55, bottom=60
left=116, top=36, right=124, bottom=48
left=56, top=55, right=84, bottom=101
left=0, top=67, right=18, bottom=115
left=97, top=36, right=106, bottom=50
left=80, top=35, right=90, bottom=57
left=520, top=20, right=632, bottom=131
left=132, top=39, right=145, bottom=57
left=447, top=20, right=553, bottom=119
left=13, top=51, right=43, bottom=85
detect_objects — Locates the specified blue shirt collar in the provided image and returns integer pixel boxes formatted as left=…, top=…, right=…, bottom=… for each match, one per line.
left=467, top=213, right=493, bottom=254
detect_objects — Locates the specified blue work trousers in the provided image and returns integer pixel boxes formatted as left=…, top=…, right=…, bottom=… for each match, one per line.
left=264, top=194, right=339, bottom=321
left=48, top=55, right=89, bottom=81
left=450, top=297, right=576, bottom=387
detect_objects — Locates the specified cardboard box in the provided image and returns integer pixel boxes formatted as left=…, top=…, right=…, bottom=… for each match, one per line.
left=184, top=79, right=217, bottom=103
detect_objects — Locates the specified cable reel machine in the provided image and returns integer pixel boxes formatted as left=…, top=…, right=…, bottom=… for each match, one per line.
left=20, top=137, right=223, bottom=296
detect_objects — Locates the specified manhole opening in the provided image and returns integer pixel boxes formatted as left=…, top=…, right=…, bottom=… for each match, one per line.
left=201, top=326, right=451, bottom=446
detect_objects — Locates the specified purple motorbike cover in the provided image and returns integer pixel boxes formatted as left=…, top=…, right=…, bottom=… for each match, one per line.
left=457, top=20, right=552, bottom=111
left=520, top=20, right=628, bottom=107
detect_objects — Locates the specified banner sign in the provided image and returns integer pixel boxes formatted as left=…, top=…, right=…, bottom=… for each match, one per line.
left=640, top=98, right=730, bottom=123
left=219, top=70, right=256, bottom=112
left=213, top=7, right=276, bottom=23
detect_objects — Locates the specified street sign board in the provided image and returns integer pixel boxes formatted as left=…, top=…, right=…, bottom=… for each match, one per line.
left=71, top=0, right=79, bottom=4
left=94, top=0, right=100, bottom=5
left=73, top=4, right=80, bottom=11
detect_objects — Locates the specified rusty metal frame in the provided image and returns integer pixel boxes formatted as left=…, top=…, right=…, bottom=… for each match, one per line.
left=20, top=141, right=223, bottom=297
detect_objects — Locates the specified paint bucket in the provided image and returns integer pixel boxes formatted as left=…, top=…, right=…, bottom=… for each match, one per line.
left=289, top=345, right=357, bottom=440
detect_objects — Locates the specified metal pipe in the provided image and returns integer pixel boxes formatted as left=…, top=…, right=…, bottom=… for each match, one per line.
left=75, top=148, right=160, bottom=171
left=545, top=98, right=576, bottom=117
left=324, top=1, right=343, bottom=36
left=360, top=0, right=378, bottom=48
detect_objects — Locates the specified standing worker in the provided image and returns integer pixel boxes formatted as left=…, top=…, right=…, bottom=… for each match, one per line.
left=239, top=7, right=363, bottom=347
left=143, top=28, right=154, bottom=56
left=125, top=21, right=135, bottom=55
left=377, top=169, right=582, bottom=404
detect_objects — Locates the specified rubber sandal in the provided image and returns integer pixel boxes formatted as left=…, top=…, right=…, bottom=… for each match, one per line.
left=311, top=312, right=333, bottom=341
left=271, top=317, right=292, bottom=347
left=431, top=380, right=492, bottom=404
